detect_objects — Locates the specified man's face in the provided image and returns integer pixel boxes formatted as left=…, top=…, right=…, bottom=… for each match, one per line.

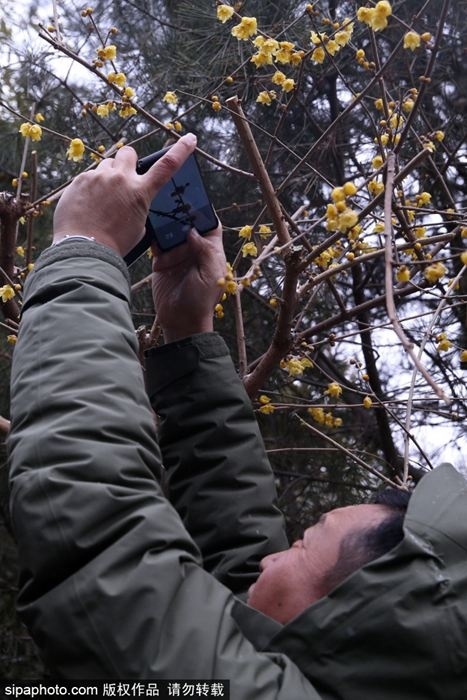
left=247, top=503, right=391, bottom=624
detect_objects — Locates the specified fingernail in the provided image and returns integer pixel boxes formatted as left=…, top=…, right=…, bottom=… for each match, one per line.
left=184, top=133, right=197, bottom=146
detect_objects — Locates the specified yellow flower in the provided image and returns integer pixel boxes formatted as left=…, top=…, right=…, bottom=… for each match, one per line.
left=308, top=406, right=325, bottom=424
left=460, top=251, right=467, bottom=266
left=211, top=100, right=222, bottom=112
left=280, top=357, right=310, bottom=377
left=231, top=16, right=257, bottom=40
left=34, top=112, right=45, bottom=122
left=424, top=262, right=446, bottom=284
left=338, top=208, right=359, bottom=232
left=275, top=42, right=295, bottom=64
left=331, top=186, right=345, bottom=202
left=326, top=40, right=340, bottom=56
left=66, top=138, right=85, bottom=162
left=363, top=396, right=373, bottom=409
left=256, top=90, right=276, bottom=106
left=239, top=225, right=253, bottom=240
left=108, top=72, right=127, bottom=87
left=290, top=51, right=305, bottom=66
left=356, top=48, right=366, bottom=63
left=97, top=44, right=117, bottom=61
left=335, top=19, right=354, bottom=46
left=437, top=337, right=452, bottom=352
left=282, top=78, right=295, bottom=93
left=357, top=1, right=392, bottom=31
left=311, top=46, right=326, bottom=64
left=343, top=181, right=357, bottom=196
left=403, top=31, right=421, bottom=51
left=310, top=31, right=327, bottom=45
left=372, top=155, right=384, bottom=169
left=19, top=122, right=42, bottom=141
left=396, top=265, right=411, bottom=283
left=122, top=86, right=135, bottom=99
left=163, top=90, right=178, bottom=105
left=216, top=4, right=234, bottom=23
left=402, top=98, right=415, bottom=113
left=119, top=104, right=137, bottom=118
left=460, top=350, right=467, bottom=363
left=242, top=242, right=258, bottom=257
left=96, top=103, right=111, bottom=117
left=272, top=70, right=286, bottom=86
left=259, top=224, right=272, bottom=238
left=258, top=395, right=275, bottom=414
left=214, top=303, right=224, bottom=319
left=7, top=334, right=17, bottom=345
left=434, top=130, right=445, bottom=141
left=417, top=191, right=432, bottom=206
left=368, top=179, right=385, bottom=196
left=325, top=382, right=342, bottom=399
left=16, top=246, right=25, bottom=257
left=0, top=284, right=15, bottom=302
left=259, top=403, right=275, bottom=415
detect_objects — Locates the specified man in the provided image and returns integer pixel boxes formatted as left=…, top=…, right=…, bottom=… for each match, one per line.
left=8, top=135, right=467, bottom=697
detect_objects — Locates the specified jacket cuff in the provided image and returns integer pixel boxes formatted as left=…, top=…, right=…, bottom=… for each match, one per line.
left=145, top=332, right=230, bottom=398
left=31, top=239, right=130, bottom=284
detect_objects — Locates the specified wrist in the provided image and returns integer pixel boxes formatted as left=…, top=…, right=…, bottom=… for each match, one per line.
left=161, top=318, right=214, bottom=344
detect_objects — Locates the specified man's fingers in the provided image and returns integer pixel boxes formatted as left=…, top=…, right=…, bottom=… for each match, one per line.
left=113, top=145, right=138, bottom=170
left=143, top=133, right=197, bottom=196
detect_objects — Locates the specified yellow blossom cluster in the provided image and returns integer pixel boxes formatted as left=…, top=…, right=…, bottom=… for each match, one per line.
left=231, top=16, right=258, bottom=40
left=258, top=395, right=275, bottom=415
left=357, top=1, right=392, bottom=32
left=256, top=90, right=277, bottom=106
left=436, top=332, right=452, bottom=352
left=19, top=122, right=42, bottom=142
left=96, top=44, right=117, bottom=62
left=271, top=70, right=295, bottom=93
left=310, top=18, right=354, bottom=64
left=314, top=245, right=341, bottom=269
left=326, top=182, right=359, bottom=233
left=108, top=71, right=127, bottom=87
left=165, top=121, right=183, bottom=132
left=308, top=406, right=343, bottom=428
left=217, top=262, right=238, bottom=296
left=280, top=356, right=313, bottom=378
left=250, top=36, right=304, bottom=70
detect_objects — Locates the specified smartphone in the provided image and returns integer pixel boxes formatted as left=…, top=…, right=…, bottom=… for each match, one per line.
left=124, top=146, right=218, bottom=265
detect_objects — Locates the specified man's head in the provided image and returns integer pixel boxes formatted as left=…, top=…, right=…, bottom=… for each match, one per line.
left=247, top=488, right=410, bottom=624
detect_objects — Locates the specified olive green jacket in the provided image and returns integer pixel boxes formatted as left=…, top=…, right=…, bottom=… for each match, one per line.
left=8, top=242, right=467, bottom=698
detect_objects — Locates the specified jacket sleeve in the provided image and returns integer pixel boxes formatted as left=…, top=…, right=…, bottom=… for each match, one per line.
left=145, top=334, right=288, bottom=595
left=7, top=241, right=320, bottom=697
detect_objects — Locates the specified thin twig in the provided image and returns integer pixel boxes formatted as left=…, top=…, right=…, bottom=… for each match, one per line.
left=226, top=95, right=291, bottom=247
left=383, top=153, right=449, bottom=405
left=295, top=414, right=401, bottom=488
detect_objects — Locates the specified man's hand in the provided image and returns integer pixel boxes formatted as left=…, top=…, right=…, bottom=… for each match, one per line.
left=152, top=224, right=226, bottom=343
left=53, top=134, right=198, bottom=257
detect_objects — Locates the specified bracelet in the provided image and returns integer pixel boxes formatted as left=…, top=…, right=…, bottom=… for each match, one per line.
left=52, top=234, right=96, bottom=246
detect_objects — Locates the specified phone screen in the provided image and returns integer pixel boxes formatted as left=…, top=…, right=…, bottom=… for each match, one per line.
left=124, top=147, right=218, bottom=265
